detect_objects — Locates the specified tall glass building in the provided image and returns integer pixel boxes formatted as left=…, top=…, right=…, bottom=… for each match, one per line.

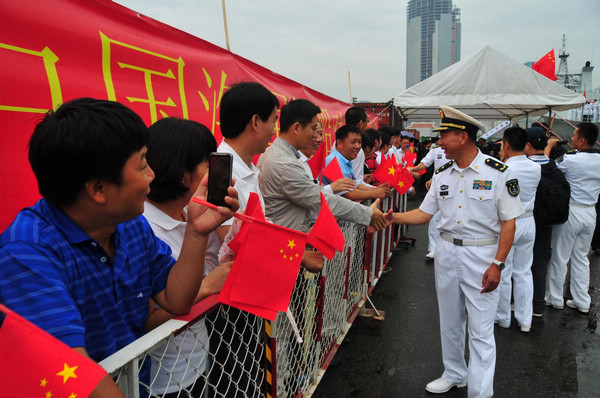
left=406, top=0, right=461, bottom=88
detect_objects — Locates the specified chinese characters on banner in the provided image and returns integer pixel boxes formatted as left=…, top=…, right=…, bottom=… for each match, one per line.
left=0, top=0, right=376, bottom=231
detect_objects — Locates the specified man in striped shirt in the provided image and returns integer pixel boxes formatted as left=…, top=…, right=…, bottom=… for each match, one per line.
left=0, top=98, right=236, bottom=396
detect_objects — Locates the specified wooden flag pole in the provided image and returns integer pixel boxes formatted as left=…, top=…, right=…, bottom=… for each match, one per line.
left=221, top=0, right=231, bottom=51
left=348, top=70, right=353, bottom=104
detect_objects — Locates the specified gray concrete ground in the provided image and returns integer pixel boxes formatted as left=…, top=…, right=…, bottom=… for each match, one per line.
left=314, top=197, right=600, bottom=398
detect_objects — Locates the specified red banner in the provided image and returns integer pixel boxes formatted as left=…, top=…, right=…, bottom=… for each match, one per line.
left=0, top=0, right=376, bottom=231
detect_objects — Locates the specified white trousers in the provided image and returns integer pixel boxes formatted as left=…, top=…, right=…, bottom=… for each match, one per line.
left=495, top=216, right=535, bottom=327
left=547, top=206, right=596, bottom=309
left=427, top=211, right=442, bottom=252
left=435, top=238, right=499, bottom=398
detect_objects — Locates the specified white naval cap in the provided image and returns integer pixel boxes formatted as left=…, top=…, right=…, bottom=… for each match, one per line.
left=433, top=105, right=485, bottom=138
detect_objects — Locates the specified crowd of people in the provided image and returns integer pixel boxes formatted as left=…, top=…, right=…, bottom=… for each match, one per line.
left=571, top=99, right=600, bottom=122
left=0, top=81, right=598, bottom=398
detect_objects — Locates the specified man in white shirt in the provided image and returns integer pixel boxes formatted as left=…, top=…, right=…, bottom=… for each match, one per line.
left=397, top=134, right=411, bottom=165
left=389, top=128, right=402, bottom=164
left=203, top=82, right=280, bottom=273
left=545, top=122, right=600, bottom=313
left=494, top=127, right=541, bottom=332
left=205, top=82, right=281, bottom=396
left=344, top=106, right=370, bottom=185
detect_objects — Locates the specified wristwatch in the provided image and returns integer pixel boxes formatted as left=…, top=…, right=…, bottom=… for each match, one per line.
left=492, top=259, right=505, bottom=271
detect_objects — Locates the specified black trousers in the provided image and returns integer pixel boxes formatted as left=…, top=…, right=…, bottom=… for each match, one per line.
left=531, top=225, right=553, bottom=314
left=591, top=200, right=600, bottom=251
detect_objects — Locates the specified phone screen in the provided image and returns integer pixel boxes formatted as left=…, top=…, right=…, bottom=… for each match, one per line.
left=207, top=152, right=233, bottom=207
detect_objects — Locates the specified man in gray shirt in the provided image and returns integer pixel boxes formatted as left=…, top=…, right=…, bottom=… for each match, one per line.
left=257, top=99, right=388, bottom=233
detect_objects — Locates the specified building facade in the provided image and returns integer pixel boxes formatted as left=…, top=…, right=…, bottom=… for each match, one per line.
left=406, top=0, right=461, bottom=88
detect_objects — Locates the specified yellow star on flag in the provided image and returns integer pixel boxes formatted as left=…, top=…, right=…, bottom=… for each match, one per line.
left=45, top=391, right=53, bottom=398
left=387, top=167, right=396, bottom=175
left=68, top=393, right=78, bottom=398
left=57, top=363, right=78, bottom=384
left=40, top=378, right=48, bottom=387
left=287, top=240, right=296, bottom=250
left=397, top=181, right=405, bottom=188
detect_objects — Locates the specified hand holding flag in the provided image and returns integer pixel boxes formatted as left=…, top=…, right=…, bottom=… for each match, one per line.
left=322, top=156, right=345, bottom=182
left=307, top=143, right=326, bottom=179
left=372, top=155, right=398, bottom=186
left=307, top=193, right=345, bottom=260
left=392, top=165, right=415, bottom=195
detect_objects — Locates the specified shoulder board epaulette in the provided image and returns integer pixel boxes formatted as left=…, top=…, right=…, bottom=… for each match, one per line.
left=484, top=158, right=507, bottom=172
left=431, top=144, right=440, bottom=149
left=566, top=149, right=577, bottom=155
left=435, top=160, right=454, bottom=174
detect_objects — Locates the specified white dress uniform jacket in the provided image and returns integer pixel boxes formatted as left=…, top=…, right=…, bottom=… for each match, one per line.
left=420, top=150, right=523, bottom=398
left=548, top=149, right=600, bottom=311
left=420, top=145, right=448, bottom=253
left=495, top=155, right=540, bottom=329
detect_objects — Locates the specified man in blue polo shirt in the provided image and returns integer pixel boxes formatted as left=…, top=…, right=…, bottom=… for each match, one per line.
left=0, top=98, right=237, bottom=396
left=325, top=124, right=391, bottom=201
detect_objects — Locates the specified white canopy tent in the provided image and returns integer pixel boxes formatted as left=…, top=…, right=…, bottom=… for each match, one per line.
left=393, top=46, right=585, bottom=122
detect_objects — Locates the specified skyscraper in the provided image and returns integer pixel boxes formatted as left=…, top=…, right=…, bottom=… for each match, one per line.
left=406, top=0, right=461, bottom=88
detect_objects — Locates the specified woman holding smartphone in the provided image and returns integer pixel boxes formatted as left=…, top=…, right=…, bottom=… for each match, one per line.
left=143, top=117, right=231, bottom=397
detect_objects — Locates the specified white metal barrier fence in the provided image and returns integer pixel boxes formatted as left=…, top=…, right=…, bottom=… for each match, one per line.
left=99, top=192, right=404, bottom=397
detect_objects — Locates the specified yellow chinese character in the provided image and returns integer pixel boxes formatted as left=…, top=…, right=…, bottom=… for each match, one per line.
left=100, top=32, right=188, bottom=123
left=0, top=43, right=62, bottom=113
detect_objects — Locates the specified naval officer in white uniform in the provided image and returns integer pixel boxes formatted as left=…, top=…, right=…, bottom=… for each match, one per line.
left=494, top=127, right=540, bottom=332
left=388, top=106, right=523, bottom=398
left=545, top=122, right=600, bottom=313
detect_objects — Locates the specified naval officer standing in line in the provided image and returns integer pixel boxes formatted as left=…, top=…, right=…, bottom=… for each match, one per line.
left=386, top=106, right=523, bottom=398
left=545, top=122, right=600, bottom=314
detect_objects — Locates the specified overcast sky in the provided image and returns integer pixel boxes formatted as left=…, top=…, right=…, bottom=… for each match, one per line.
left=113, top=0, right=599, bottom=103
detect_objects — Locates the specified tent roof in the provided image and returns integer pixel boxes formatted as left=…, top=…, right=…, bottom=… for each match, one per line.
left=393, top=46, right=585, bottom=121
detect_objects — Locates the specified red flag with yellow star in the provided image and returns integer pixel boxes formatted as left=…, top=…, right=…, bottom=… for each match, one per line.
left=403, top=150, right=417, bottom=167
left=532, top=49, right=557, bottom=81
left=307, top=192, right=345, bottom=260
left=228, top=192, right=265, bottom=254
left=373, top=155, right=400, bottom=186
left=307, top=141, right=327, bottom=179
left=219, top=219, right=308, bottom=319
left=0, top=303, right=107, bottom=397
left=393, top=165, right=415, bottom=195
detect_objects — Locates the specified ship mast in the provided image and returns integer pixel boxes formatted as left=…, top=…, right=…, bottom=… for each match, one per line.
left=556, top=34, right=581, bottom=92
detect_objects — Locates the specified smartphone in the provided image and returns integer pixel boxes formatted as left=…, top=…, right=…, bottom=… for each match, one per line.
left=207, top=152, right=233, bottom=207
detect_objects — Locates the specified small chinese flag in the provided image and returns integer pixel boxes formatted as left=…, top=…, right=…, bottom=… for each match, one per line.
left=220, top=219, right=308, bottom=319
left=0, top=304, right=107, bottom=397
left=403, top=151, right=417, bottom=167
left=373, top=155, right=399, bottom=186
left=307, top=143, right=326, bottom=179
left=532, top=49, right=557, bottom=81
left=307, top=193, right=345, bottom=260
left=322, top=156, right=345, bottom=182
left=218, top=247, right=278, bottom=320
left=393, top=166, right=415, bottom=195
left=228, top=192, right=265, bottom=254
